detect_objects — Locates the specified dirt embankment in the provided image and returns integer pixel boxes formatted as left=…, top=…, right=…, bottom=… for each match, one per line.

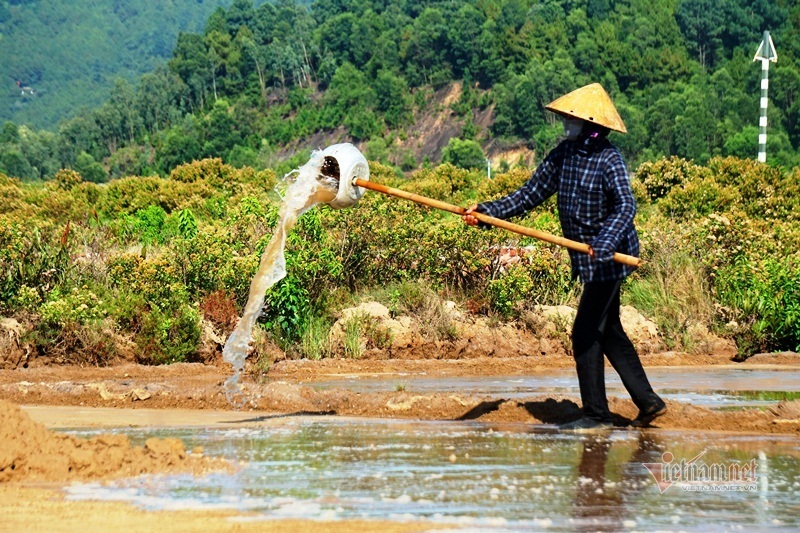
left=0, top=398, right=229, bottom=483
left=2, top=352, right=800, bottom=439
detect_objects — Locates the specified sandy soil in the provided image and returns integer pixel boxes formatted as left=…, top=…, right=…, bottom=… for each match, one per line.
left=1, top=485, right=435, bottom=533
left=2, top=351, right=800, bottom=531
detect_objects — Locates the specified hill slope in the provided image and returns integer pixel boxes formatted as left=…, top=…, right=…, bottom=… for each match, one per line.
left=0, top=0, right=239, bottom=128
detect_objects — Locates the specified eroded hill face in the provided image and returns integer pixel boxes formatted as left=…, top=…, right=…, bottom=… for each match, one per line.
left=278, top=82, right=537, bottom=172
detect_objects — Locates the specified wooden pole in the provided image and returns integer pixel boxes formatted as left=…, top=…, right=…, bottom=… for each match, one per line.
left=353, top=179, right=641, bottom=268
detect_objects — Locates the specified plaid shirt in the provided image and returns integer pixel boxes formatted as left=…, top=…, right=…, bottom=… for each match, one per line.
left=478, top=138, right=639, bottom=283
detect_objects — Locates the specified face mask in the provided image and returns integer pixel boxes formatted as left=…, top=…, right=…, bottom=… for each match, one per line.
left=562, top=117, right=584, bottom=140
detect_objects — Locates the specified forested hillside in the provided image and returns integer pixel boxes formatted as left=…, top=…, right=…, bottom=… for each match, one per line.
left=1, top=0, right=799, bottom=183
left=0, top=0, right=246, bottom=128
left=2, top=0, right=799, bottom=366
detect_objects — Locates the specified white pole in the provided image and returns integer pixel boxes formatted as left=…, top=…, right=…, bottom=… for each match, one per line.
left=758, top=58, right=770, bottom=163
left=486, top=158, right=491, bottom=179
left=754, top=30, right=777, bottom=163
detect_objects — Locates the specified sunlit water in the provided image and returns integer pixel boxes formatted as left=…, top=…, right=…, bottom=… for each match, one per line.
left=65, top=420, right=800, bottom=530
left=222, top=151, right=337, bottom=405
left=307, top=368, right=800, bottom=408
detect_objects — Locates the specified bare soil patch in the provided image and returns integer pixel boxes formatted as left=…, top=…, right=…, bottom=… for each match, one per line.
left=1, top=353, right=799, bottom=438
left=0, top=398, right=229, bottom=483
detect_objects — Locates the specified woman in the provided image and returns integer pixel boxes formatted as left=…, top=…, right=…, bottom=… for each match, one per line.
left=463, top=83, right=666, bottom=432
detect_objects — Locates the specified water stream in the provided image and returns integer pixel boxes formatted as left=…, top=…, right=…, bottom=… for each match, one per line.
left=222, top=151, right=337, bottom=404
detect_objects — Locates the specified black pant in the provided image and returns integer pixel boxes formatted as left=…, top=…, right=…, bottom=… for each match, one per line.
left=571, top=280, right=660, bottom=422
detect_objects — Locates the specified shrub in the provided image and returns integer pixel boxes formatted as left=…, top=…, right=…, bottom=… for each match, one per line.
left=51, top=169, right=83, bottom=191
left=625, top=223, right=715, bottom=350
left=135, top=300, right=201, bottom=364
left=707, top=156, right=800, bottom=221
left=169, top=157, right=275, bottom=192
left=716, top=257, right=800, bottom=358
left=405, top=163, right=482, bottom=203
left=32, top=285, right=115, bottom=365
left=199, top=290, right=238, bottom=331
left=487, top=264, right=534, bottom=317
left=634, top=156, right=710, bottom=202
left=659, top=176, right=737, bottom=218
left=688, top=211, right=775, bottom=274
left=99, top=175, right=215, bottom=217
left=0, top=220, right=71, bottom=312
left=39, top=286, right=107, bottom=325
left=0, top=174, right=28, bottom=216
left=135, top=205, right=167, bottom=245
left=262, top=275, right=310, bottom=345
left=299, top=313, right=333, bottom=360
left=476, top=167, right=532, bottom=201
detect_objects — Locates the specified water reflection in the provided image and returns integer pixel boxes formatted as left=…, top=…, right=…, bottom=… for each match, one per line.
left=571, top=432, right=662, bottom=531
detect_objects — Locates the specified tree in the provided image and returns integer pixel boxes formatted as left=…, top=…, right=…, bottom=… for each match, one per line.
left=324, top=62, right=376, bottom=125
left=675, top=0, right=725, bottom=70
left=57, top=114, right=102, bottom=168
left=226, top=0, right=256, bottom=34
left=673, top=86, right=716, bottom=163
left=156, top=121, right=203, bottom=174
left=723, top=126, right=758, bottom=159
left=442, top=138, right=485, bottom=170
left=137, top=66, right=183, bottom=134
left=205, top=30, right=244, bottom=99
left=374, top=70, right=412, bottom=128
left=202, top=100, right=241, bottom=158
left=447, top=4, right=485, bottom=78
left=1, top=122, right=20, bottom=144
left=0, top=148, right=35, bottom=180
left=169, top=32, right=212, bottom=110
left=18, top=126, right=59, bottom=180
left=401, top=7, right=450, bottom=86
left=73, top=151, right=108, bottom=183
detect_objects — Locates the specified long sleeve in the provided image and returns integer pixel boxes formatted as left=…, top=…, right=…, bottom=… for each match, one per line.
left=477, top=145, right=563, bottom=220
left=589, top=151, right=636, bottom=262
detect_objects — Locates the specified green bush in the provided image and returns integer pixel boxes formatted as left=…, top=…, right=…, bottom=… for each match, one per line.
left=262, top=275, right=310, bottom=345
left=441, top=138, right=486, bottom=170
left=6, top=154, right=800, bottom=364
left=31, top=285, right=115, bottom=364
left=716, top=257, right=800, bottom=358
left=487, top=264, right=534, bottom=317
left=135, top=300, right=201, bottom=364
left=0, top=219, right=71, bottom=312
left=659, top=176, right=737, bottom=218
left=634, top=156, right=710, bottom=202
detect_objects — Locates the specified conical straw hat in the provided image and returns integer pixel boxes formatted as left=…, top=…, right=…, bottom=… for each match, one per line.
left=545, top=83, right=627, bottom=133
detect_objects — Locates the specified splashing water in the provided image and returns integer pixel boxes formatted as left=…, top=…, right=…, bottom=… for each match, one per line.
left=222, top=150, right=337, bottom=406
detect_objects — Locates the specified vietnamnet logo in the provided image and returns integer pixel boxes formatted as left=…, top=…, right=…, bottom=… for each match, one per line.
left=643, top=451, right=759, bottom=494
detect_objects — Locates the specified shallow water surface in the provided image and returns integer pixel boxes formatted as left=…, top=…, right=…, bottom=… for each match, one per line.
left=308, top=367, right=800, bottom=408
left=66, top=419, right=800, bottom=530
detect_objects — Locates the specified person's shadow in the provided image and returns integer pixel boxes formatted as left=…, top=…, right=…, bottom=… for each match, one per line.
left=570, top=431, right=664, bottom=531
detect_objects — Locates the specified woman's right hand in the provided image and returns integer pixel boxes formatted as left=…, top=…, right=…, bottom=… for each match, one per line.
left=462, top=204, right=480, bottom=226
